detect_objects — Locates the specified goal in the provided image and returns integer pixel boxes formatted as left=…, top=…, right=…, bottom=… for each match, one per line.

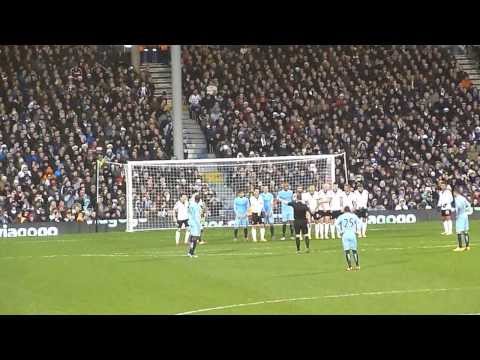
left=125, top=153, right=348, bottom=232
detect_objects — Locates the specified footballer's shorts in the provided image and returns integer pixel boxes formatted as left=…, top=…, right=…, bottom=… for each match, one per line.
left=263, top=211, right=274, bottom=225
left=294, top=220, right=309, bottom=235
left=355, top=208, right=368, bottom=219
left=281, top=208, right=294, bottom=222
left=177, top=219, right=189, bottom=229
left=441, top=209, right=452, bottom=217
left=251, top=213, right=263, bottom=225
left=342, top=233, right=358, bottom=251
left=189, top=224, right=202, bottom=237
left=331, top=210, right=342, bottom=219
left=455, top=214, right=469, bottom=233
left=235, top=215, right=249, bottom=228
left=316, top=210, right=331, bottom=219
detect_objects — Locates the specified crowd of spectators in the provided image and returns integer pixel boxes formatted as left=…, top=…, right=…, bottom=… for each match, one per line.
left=0, top=45, right=173, bottom=224
left=131, top=165, right=222, bottom=224
left=183, top=45, right=480, bottom=210
left=2, top=44, right=480, bottom=224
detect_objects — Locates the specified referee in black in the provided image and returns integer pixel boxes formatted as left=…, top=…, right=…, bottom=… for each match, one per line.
left=287, top=187, right=313, bottom=254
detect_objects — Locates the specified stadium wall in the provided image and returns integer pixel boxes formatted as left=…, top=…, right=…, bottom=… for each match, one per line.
left=1, top=210, right=480, bottom=238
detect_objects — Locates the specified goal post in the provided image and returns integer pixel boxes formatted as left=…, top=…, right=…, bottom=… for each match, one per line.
left=125, top=153, right=348, bottom=232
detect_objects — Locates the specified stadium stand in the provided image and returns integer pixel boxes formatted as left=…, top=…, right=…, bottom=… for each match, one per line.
left=0, top=45, right=173, bottom=223
left=182, top=45, right=480, bottom=210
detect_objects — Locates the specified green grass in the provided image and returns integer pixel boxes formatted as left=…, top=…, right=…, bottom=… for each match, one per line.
left=1, top=221, right=479, bottom=314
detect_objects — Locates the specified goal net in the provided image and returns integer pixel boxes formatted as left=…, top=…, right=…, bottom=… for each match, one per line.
left=125, top=154, right=348, bottom=232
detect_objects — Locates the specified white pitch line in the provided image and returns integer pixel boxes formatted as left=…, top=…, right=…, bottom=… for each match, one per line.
left=175, top=287, right=480, bottom=315
left=0, top=243, right=468, bottom=261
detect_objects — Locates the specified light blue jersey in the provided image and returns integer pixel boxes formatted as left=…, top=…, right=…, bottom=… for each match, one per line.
left=277, top=189, right=294, bottom=222
left=261, top=192, right=274, bottom=224
left=335, top=212, right=361, bottom=251
left=234, top=196, right=249, bottom=228
left=188, top=201, right=202, bottom=237
left=455, top=194, right=471, bottom=233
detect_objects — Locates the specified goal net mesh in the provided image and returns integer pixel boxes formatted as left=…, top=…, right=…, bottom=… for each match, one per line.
left=125, top=154, right=347, bottom=232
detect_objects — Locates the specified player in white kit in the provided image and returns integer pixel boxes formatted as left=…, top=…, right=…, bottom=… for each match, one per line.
left=317, top=183, right=333, bottom=239
left=437, top=182, right=453, bottom=236
left=329, top=183, right=344, bottom=239
left=302, top=185, right=320, bottom=240
left=173, top=194, right=190, bottom=245
left=343, top=184, right=356, bottom=211
left=249, top=189, right=266, bottom=242
left=353, top=183, right=369, bottom=238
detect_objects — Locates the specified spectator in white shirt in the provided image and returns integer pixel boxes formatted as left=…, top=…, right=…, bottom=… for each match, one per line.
left=188, top=89, right=202, bottom=119
left=395, top=198, right=409, bottom=211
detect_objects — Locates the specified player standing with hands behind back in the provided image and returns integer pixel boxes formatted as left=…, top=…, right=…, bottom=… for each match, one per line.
left=353, top=183, right=369, bottom=238
left=335, top=206, right=361, bottom=271
left=437, top=182, right=454, bottom=236
left=173, top=194, right=190, bottom=245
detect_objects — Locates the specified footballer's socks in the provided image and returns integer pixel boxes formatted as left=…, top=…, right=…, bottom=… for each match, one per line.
left=352, top=250, right=359, bottom=266
left=345, top=250, right=352, bottom=268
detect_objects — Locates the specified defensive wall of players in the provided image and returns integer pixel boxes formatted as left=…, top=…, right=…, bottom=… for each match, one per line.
left=1, top=210, right=479, bottom=238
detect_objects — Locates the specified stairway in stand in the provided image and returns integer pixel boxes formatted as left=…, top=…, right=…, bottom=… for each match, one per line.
left=141, top=63, right=210, bottom=159
left=455, top=53, right=480, bottom=88
left=182, top=109, right=209, bottom=159
left=141, top=63, right=173, bottom=99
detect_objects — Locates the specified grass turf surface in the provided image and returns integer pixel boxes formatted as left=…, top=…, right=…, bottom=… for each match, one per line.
left=0, top=221, right=479, bottom=314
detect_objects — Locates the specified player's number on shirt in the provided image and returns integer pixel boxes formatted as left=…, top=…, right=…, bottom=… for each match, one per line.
left=342, top=218, right=355, bottom=230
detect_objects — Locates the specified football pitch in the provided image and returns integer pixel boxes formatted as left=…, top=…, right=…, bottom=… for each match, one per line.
left=1, top=221, right=479, bottom=315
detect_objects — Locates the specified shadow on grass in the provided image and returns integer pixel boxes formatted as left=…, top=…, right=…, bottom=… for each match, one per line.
left=272, top=269, right=338, bottom=278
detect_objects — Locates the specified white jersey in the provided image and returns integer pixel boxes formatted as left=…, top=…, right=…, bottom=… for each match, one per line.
left=173, top=200, right=189, bottom=221
left=318, top=190, right=332, bottom=211
left=330, top=189, right=344, bottom=211
left=343, top=192, right=356, bottom=210
left=437, top=189, right=453, bottom=210
left=302, top=191, right=319, bottom=213
left=249, top=195, right=264, bottom=215
left=354, top=190, right=369, bottom=209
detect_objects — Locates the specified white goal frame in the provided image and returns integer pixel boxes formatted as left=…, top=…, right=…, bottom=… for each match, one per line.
left=125, top=153, right=348, bottom=232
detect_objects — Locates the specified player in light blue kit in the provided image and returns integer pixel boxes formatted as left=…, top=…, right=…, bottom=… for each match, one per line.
left=335, top=206, right=361, bottom=271
left=233, top=190, right=250, bottom=241
left=187, top=195, right=202, bottom=258
left=277, top=182, right=295, bottom=240
left=261, top=185, right=275, bottom=240
left=453, top=187, right=473, bottom=252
